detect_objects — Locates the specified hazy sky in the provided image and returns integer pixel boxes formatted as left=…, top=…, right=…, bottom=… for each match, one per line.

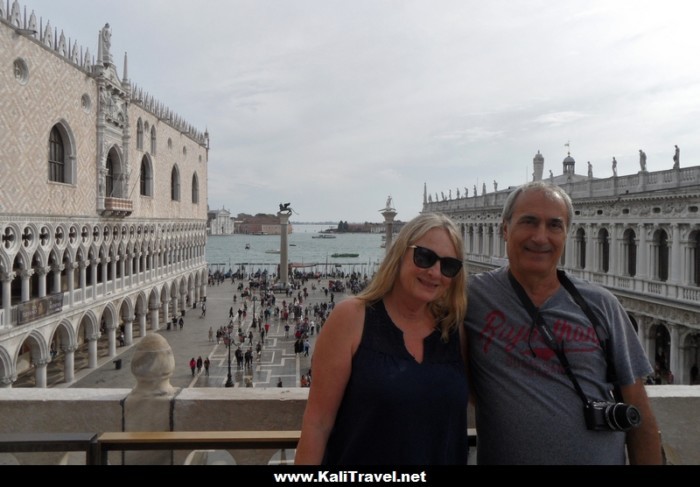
left=20, top=0, right=700, bottom=222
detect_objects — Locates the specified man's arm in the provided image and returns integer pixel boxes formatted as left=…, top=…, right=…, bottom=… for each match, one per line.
left=621, top=379, right=664, bottom=465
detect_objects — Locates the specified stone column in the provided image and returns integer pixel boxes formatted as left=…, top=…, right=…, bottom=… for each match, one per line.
left=564, top=232, right=575, bottom=268
left=381, top=208, right=398, bottom=256
left=150, top=305, right=160, bottom=332
left=110, top=256, right=118, bottom=293
left=36, top=267, right=47, bottom=298
left=161, top=298, right=170, bottom=329
left=63, top=345, right=77, bottom=384
left=278, top=211, right=291, bottom=286
left=34, top=358, right=49, bottom=388
left=79, top=261, right=87, bottom=301
left=122, top=315, right=134, bottom=345
left=87, top=334, right=99, bottom=369
left=119, top=254, right=125, bottom=289
left=670, top=223, right=681, bottom=285
left=609, top=225, right=619, bottom=275
left=637, top=224, right=648, bottom=281
left=134, top=252, right=141, bottom=284
left=1, top=272, right=14, bottom=327
left=67, top=263, right=76, bottom=306
left=485, top=225, right=492, bottom=259
left=637, top=316, right=649, bottom=359
left=670, top=324, right=680, bottom=383
left=20, top=269, right=33, bottom=302
left=107, top=323, right=117, bottom=358
left=52, top=264, right=63, bottom=296
left=171, top=296, right=179, bottom=319
left=90, top=258, right=98, bottom=299
left=101, top=257, right=109, bottom=295
left=180, top=289, right=187, bottom=314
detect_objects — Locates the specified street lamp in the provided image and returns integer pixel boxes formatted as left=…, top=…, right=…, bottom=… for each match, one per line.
left=224, top=332, right=234, bottom=387
left=252, top=295, right=257, bottom=328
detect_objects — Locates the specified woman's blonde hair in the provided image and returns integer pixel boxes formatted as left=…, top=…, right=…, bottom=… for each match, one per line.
left=356, top=212, right=467, bottom=340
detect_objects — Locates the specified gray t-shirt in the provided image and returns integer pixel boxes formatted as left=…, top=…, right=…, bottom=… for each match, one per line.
left=465, top=266, right=653, bottom=465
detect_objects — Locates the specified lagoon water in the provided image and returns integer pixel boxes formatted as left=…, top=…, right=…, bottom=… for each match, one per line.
left=205, top=224, right=387, bottom=277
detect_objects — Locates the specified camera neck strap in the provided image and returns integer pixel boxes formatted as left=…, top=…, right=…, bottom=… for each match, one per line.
left=556, top=270, right=622, bottom=401
left=507, top=270, right=591, bottom=407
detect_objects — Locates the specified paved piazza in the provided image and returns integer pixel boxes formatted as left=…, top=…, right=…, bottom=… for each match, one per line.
left=15, top=276, right=342, bottom=390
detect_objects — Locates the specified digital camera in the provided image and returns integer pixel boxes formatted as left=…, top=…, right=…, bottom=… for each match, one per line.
left=584, top=401, right=641, bottom=432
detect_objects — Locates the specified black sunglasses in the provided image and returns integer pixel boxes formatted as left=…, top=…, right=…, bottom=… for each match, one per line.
left=408, top=245, right=462, bottom=278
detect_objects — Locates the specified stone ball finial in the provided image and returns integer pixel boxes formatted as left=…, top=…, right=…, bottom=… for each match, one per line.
left=130, top=333, right=175, bottom=397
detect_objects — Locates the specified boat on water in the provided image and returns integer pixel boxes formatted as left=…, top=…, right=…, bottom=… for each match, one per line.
left=331, top=253, right=359, bottom=258
left=312, top=234, right=336, bottom=239
left=265, top=249, right=281, bottom=254
left=245, top=243, right=250, bottom=250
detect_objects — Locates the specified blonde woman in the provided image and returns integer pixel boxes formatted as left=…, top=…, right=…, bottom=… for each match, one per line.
left=295, top=213, right=469, bottom=465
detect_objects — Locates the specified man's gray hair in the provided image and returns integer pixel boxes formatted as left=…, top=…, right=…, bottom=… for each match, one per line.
left=501, top=180, right=574, bottom=231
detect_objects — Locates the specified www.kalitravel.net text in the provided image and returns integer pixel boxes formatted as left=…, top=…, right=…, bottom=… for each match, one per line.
left=272, top=470, right=428, bottom=483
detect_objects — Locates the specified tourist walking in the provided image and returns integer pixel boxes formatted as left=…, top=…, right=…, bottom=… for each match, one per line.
left=204, top=357, right=210, bottom=376
left=189, top=357, right=196, bottom=377
left=196, top=356, right=203, bottom=374
left=208, top=327, right=214, bottom=342
left=235, top=347, right=243, bottom=369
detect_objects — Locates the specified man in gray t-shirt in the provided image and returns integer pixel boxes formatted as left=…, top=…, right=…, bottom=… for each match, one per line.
left=464, top=181, right=662, bottom=465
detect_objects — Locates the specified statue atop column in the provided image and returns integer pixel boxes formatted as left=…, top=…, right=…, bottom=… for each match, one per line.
left=100, top=23, right=113, bottom=65
left=639, top=149, right=647, bottom=171
left=612, top=157, right=617, bottom=176
left=278, top=203, right=292, bottom=215
left=673, top=145, right=680, bottom=169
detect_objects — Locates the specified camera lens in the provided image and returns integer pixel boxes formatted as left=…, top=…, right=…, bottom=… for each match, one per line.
left=606, top=403, right=641, bottom=431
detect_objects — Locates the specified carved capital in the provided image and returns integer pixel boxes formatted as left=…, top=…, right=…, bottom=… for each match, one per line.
left=0, top=271, right=15, bottom=282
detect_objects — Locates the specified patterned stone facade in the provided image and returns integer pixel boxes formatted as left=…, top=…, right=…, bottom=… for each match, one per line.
left=0, top=2, right=209, bottom=387
left=424, top=152, right=700, bottom=385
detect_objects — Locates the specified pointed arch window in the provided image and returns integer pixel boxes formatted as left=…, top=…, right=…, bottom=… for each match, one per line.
left=150, top=126, right=157, bottom=155
left=140, top=156, right=153, bottom=197
left=171, top=166, right=180, bottom=201
left=136, top=118, right=144, bottom=150
left=106, top=158, right=115, bottom=197
left=49, top=127, right=65, bottom=183
left=192, top=173, right=199, bottom=204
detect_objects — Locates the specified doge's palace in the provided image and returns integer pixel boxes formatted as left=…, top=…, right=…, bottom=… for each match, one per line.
left=0, top=1, right=209, bottom=387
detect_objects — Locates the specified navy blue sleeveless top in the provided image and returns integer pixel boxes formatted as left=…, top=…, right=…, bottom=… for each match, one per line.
left=322, top=300, right=469, bottom=465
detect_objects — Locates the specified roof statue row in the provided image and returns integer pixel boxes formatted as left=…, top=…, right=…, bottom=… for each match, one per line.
left=426, top=145, right=685, bottom=204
